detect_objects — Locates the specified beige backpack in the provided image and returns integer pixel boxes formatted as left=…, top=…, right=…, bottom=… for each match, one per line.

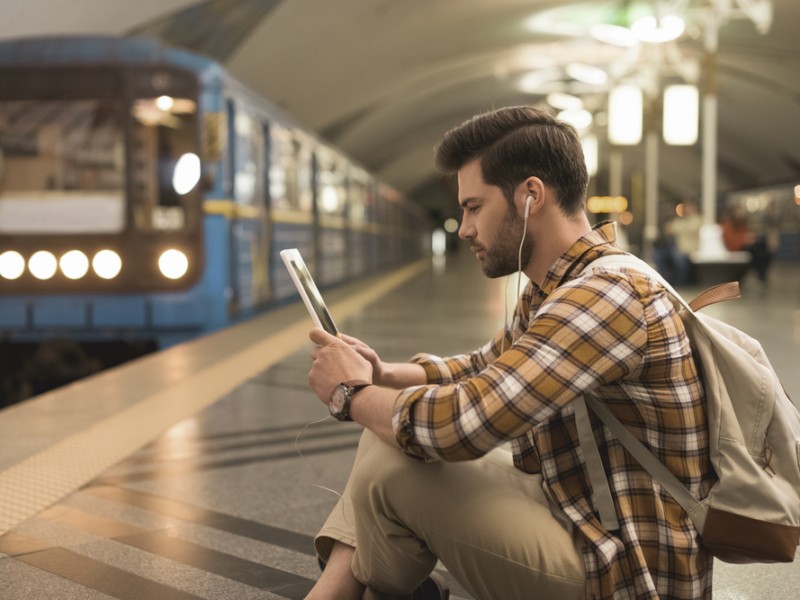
left=576, top=253, right=800, bottom=563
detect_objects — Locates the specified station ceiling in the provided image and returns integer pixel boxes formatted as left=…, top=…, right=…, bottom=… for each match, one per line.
left=2, top=0, right=798, bottom=219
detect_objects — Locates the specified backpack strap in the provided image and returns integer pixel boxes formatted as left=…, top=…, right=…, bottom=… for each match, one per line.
left=573, top=253, right=738, bottom=533
left=574, top=395, right=706, bottom=530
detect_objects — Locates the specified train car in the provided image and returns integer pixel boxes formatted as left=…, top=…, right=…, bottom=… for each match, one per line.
left=0, top=36, right=431, bottom=398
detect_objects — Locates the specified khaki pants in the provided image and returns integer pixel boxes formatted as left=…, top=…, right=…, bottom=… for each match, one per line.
left=316, top=430, right=586, bottom=600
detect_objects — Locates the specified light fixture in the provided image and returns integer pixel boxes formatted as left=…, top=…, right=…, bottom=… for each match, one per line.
left=443, top=218, right=459, bottom=233
left=28, top=250, right=57, bottom=280
left=321, top=186, right=340, bottom=213
left=172, top=152, right=201, bottom=195
left=581, top=135, right=599, bottom=177
left=663, top=84, right=699, bottom=145
left=608, top=85, right=643, bottom=145
left=565, top=63, right=608, bottom=86
left=546, top=92, right=583, bottom=111
left=156, top=95, right=174, bottom=111
left=557, top=108, right=593, bottom=133
left=631, top=15, right=685, bottom=43
left=59, top=250, right=90, bottom=280
left=93, top=249, right=122, bottom=279
left=0, top=250, right=25, bottom=280
left=590, top=23, right=639, bottom=48
left=518, top=69, right=561, bottom=94
left=158, top=249, right=189, bottom=280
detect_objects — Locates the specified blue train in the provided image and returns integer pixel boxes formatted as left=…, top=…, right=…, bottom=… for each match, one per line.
left=0, top=36, right=430, bottom=397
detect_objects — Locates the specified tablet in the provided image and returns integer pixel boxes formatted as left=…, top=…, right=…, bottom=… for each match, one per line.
left=279, top=248, right=339, bottom=337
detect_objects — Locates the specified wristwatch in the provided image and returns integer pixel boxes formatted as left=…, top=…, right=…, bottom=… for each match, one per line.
left=329, top=379, right=371, bottom=421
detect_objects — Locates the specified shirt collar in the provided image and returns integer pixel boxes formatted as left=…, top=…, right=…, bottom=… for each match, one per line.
left=537, top=221, right=619, bottom=297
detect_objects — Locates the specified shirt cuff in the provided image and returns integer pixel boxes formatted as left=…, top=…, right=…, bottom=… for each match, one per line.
left=392, top=384, right=436, bottom=461
left=409, top=353, right=454, bottom=384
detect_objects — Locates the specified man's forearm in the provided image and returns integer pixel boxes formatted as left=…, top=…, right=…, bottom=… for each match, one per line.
left=349, top=385, right=404, bottom=447
left=376, top=362, right=427, bottom=389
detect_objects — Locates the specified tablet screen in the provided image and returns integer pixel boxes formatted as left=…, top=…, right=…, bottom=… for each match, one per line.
left=280, top=249, right=339, bottom=336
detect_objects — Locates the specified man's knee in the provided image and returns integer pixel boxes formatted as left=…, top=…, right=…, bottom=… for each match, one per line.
left=350, top=433, right=418, bottom=514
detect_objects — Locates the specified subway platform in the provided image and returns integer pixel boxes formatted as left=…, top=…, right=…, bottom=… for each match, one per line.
left=1, top=249, right=799, bottom=599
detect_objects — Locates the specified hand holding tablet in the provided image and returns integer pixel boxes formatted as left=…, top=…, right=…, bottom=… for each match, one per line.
left=279, top=249, right=339, bottom=337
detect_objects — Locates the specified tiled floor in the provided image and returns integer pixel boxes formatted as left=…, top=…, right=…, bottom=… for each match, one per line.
left=1, top=249, right=798, bottom=599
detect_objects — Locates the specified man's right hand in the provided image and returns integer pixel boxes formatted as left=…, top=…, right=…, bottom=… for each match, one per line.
left=338, top=333, right=426, bottom=389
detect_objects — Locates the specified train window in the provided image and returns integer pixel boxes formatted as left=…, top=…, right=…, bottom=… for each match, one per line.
left=130, top=96, right=199, bottom=231
left=233, top=111, right=265, bottom=207
left=349, top=168, right=369, bottom=225
left=0, top=99, right=125, bottom=234
left=316, top=147, right=348, bottom=219
left=269, top=124, right=313, bottom=216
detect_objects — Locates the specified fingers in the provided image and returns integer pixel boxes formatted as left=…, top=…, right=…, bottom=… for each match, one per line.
left=309, top=327, right=341, bottom=347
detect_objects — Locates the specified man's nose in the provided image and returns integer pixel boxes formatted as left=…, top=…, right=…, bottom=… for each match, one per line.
left=458, top=218, right=472, bottom=240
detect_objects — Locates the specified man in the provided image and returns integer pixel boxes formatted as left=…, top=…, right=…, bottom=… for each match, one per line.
left=305, top=106, right=714, bottom=599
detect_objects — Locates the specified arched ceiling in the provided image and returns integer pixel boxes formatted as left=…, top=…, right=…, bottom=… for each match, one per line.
left=2, top=0, right=798, bottom=219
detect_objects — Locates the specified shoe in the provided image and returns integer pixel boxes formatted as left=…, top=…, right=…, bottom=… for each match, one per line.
left=413, top=571, right=450, bottom=600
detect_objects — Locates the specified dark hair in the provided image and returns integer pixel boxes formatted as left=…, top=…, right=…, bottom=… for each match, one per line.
left=435, top=106, right=588, bottom=215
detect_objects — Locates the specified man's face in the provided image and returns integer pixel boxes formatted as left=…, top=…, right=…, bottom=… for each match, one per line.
left=457, top=159, right=532, bottom=278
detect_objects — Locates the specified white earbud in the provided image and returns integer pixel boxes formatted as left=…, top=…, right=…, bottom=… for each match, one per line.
left=524, top=195, right=533, bottom=215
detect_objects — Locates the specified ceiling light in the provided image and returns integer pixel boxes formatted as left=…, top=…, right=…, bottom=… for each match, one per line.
left=631, top=15, right=685, bottom=43
left=518, top=69, right=561, bottom=94
left=663, top=84, right=699, bottom=145
left=566, top=63, right=608, bottom=86
left=557, top=108, right=593, bottom=132
left=546, top=92, right=583, bottom=111
left=582, top=135, right=599, bottom=177
left=608, top=85, right=643, bottom=145
left=590, top=23, right=639, bottom=48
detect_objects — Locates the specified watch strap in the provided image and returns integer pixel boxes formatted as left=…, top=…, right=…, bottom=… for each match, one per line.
left=329, top=380, right=371, bottom=421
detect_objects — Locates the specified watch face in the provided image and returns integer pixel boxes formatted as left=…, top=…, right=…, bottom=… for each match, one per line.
left=330, top=384, right=348, bottom=415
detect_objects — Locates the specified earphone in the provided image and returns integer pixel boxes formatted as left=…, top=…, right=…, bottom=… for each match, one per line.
left=524, top=195, right=533, bottom=217
left=502, top=194, right=534, bottom=354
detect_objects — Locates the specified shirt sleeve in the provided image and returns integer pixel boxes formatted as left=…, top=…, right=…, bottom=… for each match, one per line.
left=393, top=272, right=648, bottom=462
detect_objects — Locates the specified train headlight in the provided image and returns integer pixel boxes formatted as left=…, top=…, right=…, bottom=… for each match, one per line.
left=0, top=250, right=25, bottom=280
left=60, top=250, right=90, bottom=280
left=92, top=250, right=122, bottom=279
left=173, top=153, right=201, bottom=195
left=158, top=249, right=189, bottom=280
left=29, top=250, right=58, bottom=280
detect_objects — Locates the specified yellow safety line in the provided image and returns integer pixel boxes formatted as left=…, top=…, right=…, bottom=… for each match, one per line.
left=0, top=259, right=429, bottom=538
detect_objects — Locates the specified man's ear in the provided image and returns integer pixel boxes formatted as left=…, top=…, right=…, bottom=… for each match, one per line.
left=517, top=177, right=545, bottom=216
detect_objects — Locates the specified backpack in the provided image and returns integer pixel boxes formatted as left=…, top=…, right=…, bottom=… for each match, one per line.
left=574, top=253, right=800, bottom=563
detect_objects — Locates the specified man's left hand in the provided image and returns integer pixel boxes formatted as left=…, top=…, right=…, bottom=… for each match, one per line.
left=308, top=328, right=373, bottom=404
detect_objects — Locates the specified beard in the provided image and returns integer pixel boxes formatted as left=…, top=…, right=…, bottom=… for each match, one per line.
left=475, top=205, right=534, bottom=278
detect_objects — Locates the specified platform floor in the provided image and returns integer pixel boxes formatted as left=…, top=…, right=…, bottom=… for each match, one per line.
left=1, top=250, right=799, bottom=599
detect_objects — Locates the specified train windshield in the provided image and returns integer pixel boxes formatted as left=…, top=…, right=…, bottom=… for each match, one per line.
left=0, top=99, right=125, bottom=234
left=0, top=94, right=200, bottom=235
left=130, top=96, right=200, bottom=232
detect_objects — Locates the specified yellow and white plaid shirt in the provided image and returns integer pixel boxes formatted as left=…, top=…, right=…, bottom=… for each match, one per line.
left=393, top=223, right=715, bottom=599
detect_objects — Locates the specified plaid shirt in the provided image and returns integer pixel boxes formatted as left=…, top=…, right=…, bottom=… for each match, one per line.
left=393, top=223, right=715, bottom=599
